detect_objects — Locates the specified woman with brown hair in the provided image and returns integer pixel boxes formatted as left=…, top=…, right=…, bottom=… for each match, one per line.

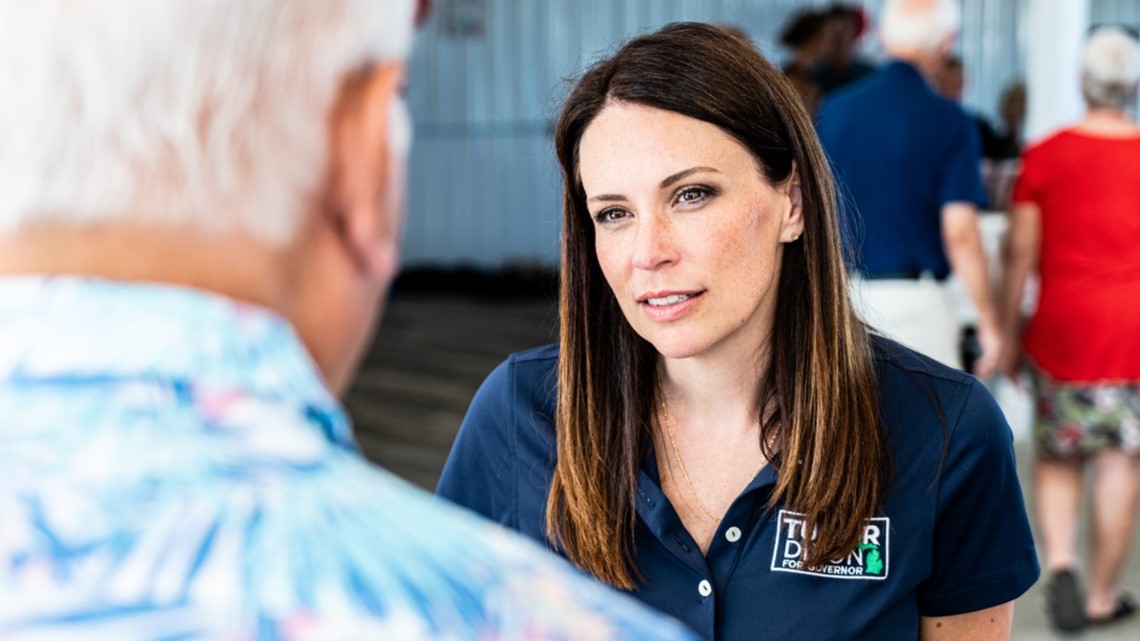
left=438, top=22, right=1037, bottom=641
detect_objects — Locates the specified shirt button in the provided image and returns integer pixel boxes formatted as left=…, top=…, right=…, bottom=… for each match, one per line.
left=725, top=526, right=742, bottom=542
left=698, top=580, right=713, bottom=597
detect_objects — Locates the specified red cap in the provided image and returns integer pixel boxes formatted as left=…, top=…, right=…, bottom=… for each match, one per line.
left=415, top=0, right=432, bottom=28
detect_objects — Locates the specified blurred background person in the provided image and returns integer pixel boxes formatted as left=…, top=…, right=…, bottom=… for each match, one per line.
left=0, top=2, right=701, bottom=640
left=816, top=0, right=999, bottom=375
left=979, top=80, right=1028, bottom=211
left=812, top=3, right=877, bottom=95
left=999, top=25, right=1140, bottom=634
left=983, top=80, right=1028, bottom=162
left=935, top=54, right=967, bottom=101
left=935, top=57, right=1027, bottom=161
left=779, top=8, right=827, bottom=115
left=935, top=58, right=1026, bottom=214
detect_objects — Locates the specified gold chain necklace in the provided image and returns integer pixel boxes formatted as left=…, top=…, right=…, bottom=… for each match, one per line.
left=657, top=379, right=774, bottom=523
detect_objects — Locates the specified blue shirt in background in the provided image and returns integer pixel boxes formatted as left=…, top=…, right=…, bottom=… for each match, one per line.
left=437, top=340, right=1040, bottom=641
left=816, top=61, right=988, bottom=280
left=0, top=277, right=699, bottom=641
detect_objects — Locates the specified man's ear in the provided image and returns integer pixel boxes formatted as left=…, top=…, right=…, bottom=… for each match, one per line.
left=327, top=62, right=407, bottom=280
left=938, top=33, right=958, bottom=62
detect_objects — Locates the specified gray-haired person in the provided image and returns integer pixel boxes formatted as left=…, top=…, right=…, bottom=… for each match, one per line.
left=1000, top=25, right=1140, bottom=633
left=0, top=2, right=699, bottom=640
left=816, top=0, right=1000, bottom=375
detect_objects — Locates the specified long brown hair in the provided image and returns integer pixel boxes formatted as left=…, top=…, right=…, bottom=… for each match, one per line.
left=548, top=22, right=886, bottom=589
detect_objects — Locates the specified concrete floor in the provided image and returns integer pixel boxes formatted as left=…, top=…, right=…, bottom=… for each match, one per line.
left=1010, top=438, right=1140, bottom=640
left=349, top=290, right=1140, bottom=640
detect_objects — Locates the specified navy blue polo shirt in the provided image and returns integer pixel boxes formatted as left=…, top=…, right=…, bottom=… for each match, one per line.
left=816, top=61, right=988, bottom=280
left=437, top=339, right=1039, bottom=641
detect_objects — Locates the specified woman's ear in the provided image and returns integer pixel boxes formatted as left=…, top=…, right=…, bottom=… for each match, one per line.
left=326, top=62, right=408, bottom=280
left=780, top=163, right=805, bottom=243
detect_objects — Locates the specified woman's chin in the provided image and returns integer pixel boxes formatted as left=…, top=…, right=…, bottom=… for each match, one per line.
left=643, top=336, right=709, bottom=361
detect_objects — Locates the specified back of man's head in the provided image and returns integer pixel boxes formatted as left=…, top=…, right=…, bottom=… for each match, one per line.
left=0, top=0, right=415, bottom=246
left=1081, top=27, right=1140, bottom=110
left=880, top=0, right=960, bottom=59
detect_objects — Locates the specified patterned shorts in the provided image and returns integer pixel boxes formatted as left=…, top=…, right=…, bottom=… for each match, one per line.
left=1028, top=361, right=1140, bottom=459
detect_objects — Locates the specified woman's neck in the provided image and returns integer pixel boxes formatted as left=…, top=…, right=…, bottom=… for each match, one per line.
left=1077, top=108, right=1140, bottom=137
left=658, top=347, right=769, bottom=439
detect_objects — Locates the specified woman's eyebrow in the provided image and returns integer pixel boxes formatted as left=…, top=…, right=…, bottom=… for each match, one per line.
left=587, top=166, right=722, bottom=203
left=588, top=193, right=628, bottom=203
left=659, top=166, right=720, bottom=189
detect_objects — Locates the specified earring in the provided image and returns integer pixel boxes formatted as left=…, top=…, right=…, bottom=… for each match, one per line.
left=791, top=233, right=801, bottom=242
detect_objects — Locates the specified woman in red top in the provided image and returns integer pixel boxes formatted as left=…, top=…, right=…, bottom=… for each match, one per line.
left=1001, top=25, right=1140, bottom=634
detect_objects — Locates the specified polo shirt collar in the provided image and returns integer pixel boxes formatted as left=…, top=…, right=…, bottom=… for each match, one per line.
left=634, top=444, right=780, bottom=538
left=884, top=59, right=933, bottom=91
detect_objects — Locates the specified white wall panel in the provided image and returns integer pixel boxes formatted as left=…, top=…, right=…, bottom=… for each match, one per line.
left=402, top=0, right=1036, bottom=268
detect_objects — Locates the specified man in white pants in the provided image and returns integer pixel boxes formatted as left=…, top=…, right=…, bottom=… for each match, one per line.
left=817, top=0, right=1000, bottom=374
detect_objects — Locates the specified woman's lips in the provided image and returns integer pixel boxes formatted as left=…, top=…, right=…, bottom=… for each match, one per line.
left=638, top=290, right=705, bottom=322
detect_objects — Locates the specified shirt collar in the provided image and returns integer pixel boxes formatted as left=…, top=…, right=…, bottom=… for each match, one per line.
left=0, top=276, right=348, bottom=443
left=884, top=60, right=932, bottom=90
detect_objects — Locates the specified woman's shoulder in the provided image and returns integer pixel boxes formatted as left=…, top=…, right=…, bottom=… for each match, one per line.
left=869, top=335, right=1004, bottom=437
left=467, top=343, right=560, bottom=427
left=493, top=343, right=559, bottom=398
left=437, top=345, right=561, bottom=522
left=870, top=334, right=975, bottom=390
left=504, top=343, right=560, bottom=367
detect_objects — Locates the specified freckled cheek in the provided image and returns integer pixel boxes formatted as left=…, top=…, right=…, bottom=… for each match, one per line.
left=709, top=216, right=780, bottom=295
left=593, top=240, right=626, bottom=292
left=748, top=206, right=764, bottom=229
left=705, top=220, right=751, bottom=271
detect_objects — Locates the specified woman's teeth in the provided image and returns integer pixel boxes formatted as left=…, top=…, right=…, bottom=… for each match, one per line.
left=647, top=294, right=691, bottom=306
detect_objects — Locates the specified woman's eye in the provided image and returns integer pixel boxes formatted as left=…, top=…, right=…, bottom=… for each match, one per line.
left=593, top=208, right=630, bottom=223
left=675, top=185, right=713, bottom=205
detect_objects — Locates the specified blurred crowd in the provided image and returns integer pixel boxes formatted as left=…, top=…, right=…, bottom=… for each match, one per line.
left=774, top=3, right=1140, bottom=634
left=778, top=3, right=1028, bottom=211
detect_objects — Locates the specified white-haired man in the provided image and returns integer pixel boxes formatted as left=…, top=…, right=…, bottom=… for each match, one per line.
left=816, top=0, right=1001, bottom=377
left=0, top=3, right=698, bottom=640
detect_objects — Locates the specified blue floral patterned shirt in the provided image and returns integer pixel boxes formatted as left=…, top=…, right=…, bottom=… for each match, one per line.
left=0, top=277, right=696, bottom=641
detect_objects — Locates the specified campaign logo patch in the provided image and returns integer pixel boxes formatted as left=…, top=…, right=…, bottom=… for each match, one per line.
left=770, top=509, right=889, bottom=580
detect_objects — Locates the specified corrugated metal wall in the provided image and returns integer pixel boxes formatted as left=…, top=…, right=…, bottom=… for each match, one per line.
left=1094, top=0, right=1140, bottom=24
left=402, top=0, right=1134, bottom=269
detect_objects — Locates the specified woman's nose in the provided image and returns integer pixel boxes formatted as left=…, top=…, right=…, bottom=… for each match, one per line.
left=631, top=214, right=679, bottom=271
